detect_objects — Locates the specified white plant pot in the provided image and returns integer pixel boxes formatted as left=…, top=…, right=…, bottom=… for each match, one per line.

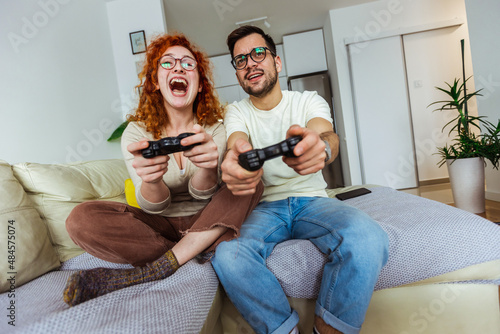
left=446, top=157, right=485, bottom=213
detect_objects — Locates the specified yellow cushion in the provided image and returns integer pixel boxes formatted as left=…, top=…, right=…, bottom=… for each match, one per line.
left=0, top=160, right=60, bottom=293
left=12, top=159, right=129, bottom=262
left=125, top=178, right=140, bottom=208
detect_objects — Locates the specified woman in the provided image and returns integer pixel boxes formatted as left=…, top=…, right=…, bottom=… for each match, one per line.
left=63, top=33, right=262, bottom=307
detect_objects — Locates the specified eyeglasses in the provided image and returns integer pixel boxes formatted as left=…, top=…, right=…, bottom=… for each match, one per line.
left=158, top=55, right=197, bottom=71
left=231, top=47, right=275, bottom=70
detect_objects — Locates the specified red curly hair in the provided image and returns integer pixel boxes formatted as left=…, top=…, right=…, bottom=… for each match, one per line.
left=128, top=33, right=224, bottom=139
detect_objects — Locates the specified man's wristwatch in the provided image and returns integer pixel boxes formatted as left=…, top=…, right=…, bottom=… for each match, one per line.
left=323, top=139, right=332, bottom=162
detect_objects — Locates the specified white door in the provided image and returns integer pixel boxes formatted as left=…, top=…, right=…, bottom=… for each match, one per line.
left=349, top=36, right=418, bottom=189
left=403, top=26, right=477, bottom=182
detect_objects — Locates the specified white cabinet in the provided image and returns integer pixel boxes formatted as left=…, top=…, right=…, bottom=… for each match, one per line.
left=278, top=76, right=288, bottom=91
left=211, top=54, right=238, bottom=88
left=283, top=29, right=327, bottom=77
left=275, top=44, right=287, bottom=78
left=217, top=85, right=246, bottom=105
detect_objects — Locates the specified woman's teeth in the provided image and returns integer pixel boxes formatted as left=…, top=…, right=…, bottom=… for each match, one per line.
left=169, top=78, right=188, bottom=92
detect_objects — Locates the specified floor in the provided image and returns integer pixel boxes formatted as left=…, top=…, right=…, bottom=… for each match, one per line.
left=401, top=183, right=500, bottom=223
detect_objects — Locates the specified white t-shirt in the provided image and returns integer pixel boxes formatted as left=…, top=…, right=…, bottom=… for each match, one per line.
left=224, top=90, right=333, bottom=202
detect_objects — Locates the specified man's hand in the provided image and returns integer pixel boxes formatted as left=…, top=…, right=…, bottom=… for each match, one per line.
left=127, top=139, right=169, bottom=184
left=221, top=139, right=263, bottom=196
left=283, top=124, right=326, bottom=175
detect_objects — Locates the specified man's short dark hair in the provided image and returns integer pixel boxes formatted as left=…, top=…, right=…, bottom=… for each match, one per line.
left=227, top=25, right=277, bottom=58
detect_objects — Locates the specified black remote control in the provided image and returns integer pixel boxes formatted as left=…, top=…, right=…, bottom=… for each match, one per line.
left=335, top=188, right=372, bottom=201
left=141, top=132, right=200, bottom=158
left=238, top=136, right=302, bottom=171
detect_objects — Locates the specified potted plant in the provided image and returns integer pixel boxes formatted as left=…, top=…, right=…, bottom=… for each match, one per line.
left=428, top=40, right=500, bottom=213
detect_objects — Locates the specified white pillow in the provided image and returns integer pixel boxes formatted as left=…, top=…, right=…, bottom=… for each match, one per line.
left=12, top=159, right=129, bottom=262
left=0, top=161, right=60, bottom=293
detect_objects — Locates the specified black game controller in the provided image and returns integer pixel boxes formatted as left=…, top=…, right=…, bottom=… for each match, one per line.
left=238, top=136, right=302, bottom=171
left=142, top=132, right=200, bottom=159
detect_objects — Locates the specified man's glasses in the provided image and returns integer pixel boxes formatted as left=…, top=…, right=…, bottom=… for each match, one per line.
left=159, top=56, right=197, bottom=71
left=231, top=47, right=275, bottom=70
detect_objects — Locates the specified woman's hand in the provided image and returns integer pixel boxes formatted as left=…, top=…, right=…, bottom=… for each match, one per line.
left=183, top=124, right=219, bottom=191
left=127, top=139, right=170, bottom=184
left=182, top=124, right=219, bottom=170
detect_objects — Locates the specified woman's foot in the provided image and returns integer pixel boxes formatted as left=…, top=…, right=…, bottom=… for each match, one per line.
left=63, top=250, right=179, bottom=306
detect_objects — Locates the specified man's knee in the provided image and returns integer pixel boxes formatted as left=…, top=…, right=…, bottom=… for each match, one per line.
left=365, top=222, right=389, bottom=262
left=212, top=240, right=239, bottom=272
left=351, top=220, right=389, bottom=267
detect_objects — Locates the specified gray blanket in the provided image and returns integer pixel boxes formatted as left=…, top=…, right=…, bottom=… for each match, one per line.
left=1, top=258, right=219, bottom=334
left=267, top=187, right=500, bottom=298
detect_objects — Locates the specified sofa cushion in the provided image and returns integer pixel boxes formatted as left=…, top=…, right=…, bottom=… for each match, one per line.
left=0, top=160, right=60, bottom=293
left=12, top=159, right=129, bottom=262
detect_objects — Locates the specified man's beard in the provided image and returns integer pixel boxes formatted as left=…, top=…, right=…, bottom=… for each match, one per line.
left=239, top=68, right=279, bottom=98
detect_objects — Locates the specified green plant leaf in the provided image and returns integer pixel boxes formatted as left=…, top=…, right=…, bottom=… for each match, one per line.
left=107, top=121, right=129, bottom=142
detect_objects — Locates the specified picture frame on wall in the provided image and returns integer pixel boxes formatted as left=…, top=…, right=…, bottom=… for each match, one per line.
left=129, top=30, right=147, bottom=55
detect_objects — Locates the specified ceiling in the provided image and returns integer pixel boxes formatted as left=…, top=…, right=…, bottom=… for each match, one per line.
left=162, top=0, right=375, bottom=57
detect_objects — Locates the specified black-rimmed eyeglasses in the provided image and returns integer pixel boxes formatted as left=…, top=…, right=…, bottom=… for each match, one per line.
left=231, top=47, right=275, bottom=70
left=158, top=55, right=197, bottom=71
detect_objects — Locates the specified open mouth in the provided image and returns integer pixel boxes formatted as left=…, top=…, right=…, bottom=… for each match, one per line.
left=246, top=71, right=264, bottom=81
left=169, top=78, right=188, bottom=95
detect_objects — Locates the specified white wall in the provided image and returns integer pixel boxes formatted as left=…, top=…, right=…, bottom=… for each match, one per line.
left=324, top=0, right=470, bottom=186
left=465, top=0, right=500, bottom=201
left=106, top=0, right=167, bottom=119
left=1, top=0, right=123, bottom=164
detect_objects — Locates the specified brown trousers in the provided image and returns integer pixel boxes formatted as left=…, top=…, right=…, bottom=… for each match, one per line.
left=66, top=183, right=263, bottom=266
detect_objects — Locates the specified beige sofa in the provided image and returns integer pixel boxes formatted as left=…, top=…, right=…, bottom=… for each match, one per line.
left=1, top=159, right=499, bottom=334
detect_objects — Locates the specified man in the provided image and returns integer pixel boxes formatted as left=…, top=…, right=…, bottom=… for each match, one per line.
left=211, top=25, right=389, bottom=334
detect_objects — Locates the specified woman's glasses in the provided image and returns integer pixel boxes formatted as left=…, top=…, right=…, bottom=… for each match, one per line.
left=159, top=56, right=197, bottom=71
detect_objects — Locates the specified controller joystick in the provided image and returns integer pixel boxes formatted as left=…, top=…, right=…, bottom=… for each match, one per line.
left=141, top=132, right=200, bottom=159
left=238, top=136, right=302, bottom=171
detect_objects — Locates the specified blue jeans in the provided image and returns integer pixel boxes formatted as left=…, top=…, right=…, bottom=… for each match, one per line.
left=212, top=197, right=389, bottom=334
